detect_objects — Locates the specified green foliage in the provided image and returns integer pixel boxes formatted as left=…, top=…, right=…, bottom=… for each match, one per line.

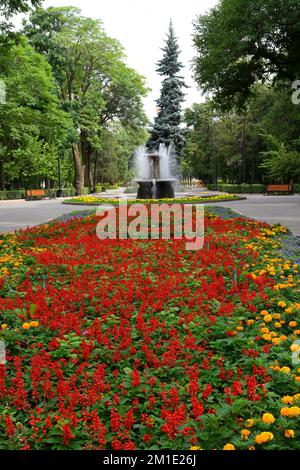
left=182, top=85, right=300, bottom=185
left=0, top=0, right=42, bottom=50
left=0, top=0, right=41, bottom=17
left=0, top=39, right=72, bottom=189
left=0, top=189, right=25, bottom=200
left=147, top=22, right=186, bottom=154
left=207, top=184, right=265, bottom=194
left=260, top=135, right=300, bottom=182
left=23, top=7, right=148, bottom=194
left=193, top=0, right=300, bottom=108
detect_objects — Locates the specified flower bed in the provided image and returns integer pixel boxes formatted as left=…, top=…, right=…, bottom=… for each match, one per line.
left=0, top=208, right=300, bottom=450
left=63, top=194, right=244, bottom=206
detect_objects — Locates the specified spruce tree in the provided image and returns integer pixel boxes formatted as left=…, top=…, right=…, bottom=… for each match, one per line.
left=147, top=21, right=186, bottom=154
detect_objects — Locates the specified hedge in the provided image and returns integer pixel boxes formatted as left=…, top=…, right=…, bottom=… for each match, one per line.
left=0, top=190, right=26, bottom=200
left=0, top=188, right=77, bottom=200
left=207, top=184, right=265, bottom=194
left=293, top=183, right=300, bottom=193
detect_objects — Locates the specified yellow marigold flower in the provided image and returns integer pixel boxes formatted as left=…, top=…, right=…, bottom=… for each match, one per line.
left=261, top=310, right=269, bottom=316
left=262, top=413, right=275, bottom=424
left=241, top=429, right=251, bottom=439
left=272, top=338, right=281, bottom=346
left=285, top=307, right=293, bottom=314
left=273, top=313, right=281, bottom=319
left=263, top=314, right=272, bottom=323
left=262, top=334, right=272, bottom=341
left=294, top=377, right=300, bottom=383
left=293, top=394, right=300, bottom=401
left=261, top=327, right=269, bottom=334
left=281, top=407, right=290, bottom=416
left=247, top=319, right=255, bottom=326
left=294, top=330, right=300, bottom=335
left=22, top=322, right=30, bottom=330
left=30, top=321, right=39, bottom=328
left=190, top=446, right=202, bottom=450
left=280, top=406, right=300, bottom=417
left=254, top=432, right=274, bottom=445
left=279, top=335, right=287, bottom=341
left=236, top=326, right=244, bottom=331
left=1, top=324, right=8, bottom=329
left=278, top=301, right=287, bottom=308
left=248, top=446, right=256, bottom=450
left=289, top=321, right=298, bottom=328
left=280, top=366, right=291, bottom=374
left=282, top=396, right=294, bottom=404
left=290, top=344, right=300, bottom=353
left=223, top=443, right=235, bottom=450
left=245, top=419, right=254, bottom=428
left=285, top=429, right=295, bottom=438
left=274, top=322, right=281, bottom=328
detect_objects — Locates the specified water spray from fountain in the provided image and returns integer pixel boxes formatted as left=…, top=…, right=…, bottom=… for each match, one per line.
left=133, top=143, right=178, bottom=199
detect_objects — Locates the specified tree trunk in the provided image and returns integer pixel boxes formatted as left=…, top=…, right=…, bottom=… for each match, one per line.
left=83, top=153, right=94, bottom=191
left=93, top=152, right=99, bottom=191
left=72, top=143, right=84, bottom=196
left=241, top=116, right=248, bottom=184
left=0, top=160, right=4, bottom=191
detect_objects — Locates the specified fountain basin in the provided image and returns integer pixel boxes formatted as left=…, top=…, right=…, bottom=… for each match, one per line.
left=135, top=179, right=177, bottom=199
left=133, top=144, right=178, bottom=199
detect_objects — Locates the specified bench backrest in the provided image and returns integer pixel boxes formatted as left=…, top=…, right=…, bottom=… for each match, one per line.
left=267, top=184, right=293, bottom=191
left=26, top=190, right=46, bottom=197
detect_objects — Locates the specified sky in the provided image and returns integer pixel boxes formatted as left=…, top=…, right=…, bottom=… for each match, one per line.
left=23, top=0, right=219, bottom=119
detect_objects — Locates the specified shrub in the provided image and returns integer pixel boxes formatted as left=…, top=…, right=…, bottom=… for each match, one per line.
left=293, top=183, right=300, bottom=194
left=124, top=186, right=138, bottom=194
left=207, top=184, right=265, bottom=194
left=95, top=185, right=103, bottom=193
left=0, top=188, right=77, bottom=200
left=0, top=190, right=25, bottom=200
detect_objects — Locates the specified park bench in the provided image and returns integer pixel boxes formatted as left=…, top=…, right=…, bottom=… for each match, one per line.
left=266, top=184, right=293, bottom=195
left=25, top=189, right=47, bottom=201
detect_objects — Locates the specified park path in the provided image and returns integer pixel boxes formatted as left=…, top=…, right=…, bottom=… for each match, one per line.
left=0, top=199, right=77, bottom=234
left=214, top=194, right=300, bottom=235
left=0, top=194, right=299, bottom=235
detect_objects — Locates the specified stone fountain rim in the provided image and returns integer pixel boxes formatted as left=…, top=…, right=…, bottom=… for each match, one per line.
left=134, top=178, right=178, bottom=183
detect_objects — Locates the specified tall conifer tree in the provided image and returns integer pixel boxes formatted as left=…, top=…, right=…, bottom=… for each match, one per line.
left=147, top=21, right=186, bottom=154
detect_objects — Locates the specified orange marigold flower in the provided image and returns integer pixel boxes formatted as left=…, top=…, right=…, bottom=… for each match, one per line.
left=223, top=443, right=235, bottom=450
left=261, top=413, right=275, bottom=424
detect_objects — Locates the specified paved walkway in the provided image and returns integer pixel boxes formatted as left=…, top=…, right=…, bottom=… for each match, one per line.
left=0, top=199, right=77, bottom=234
left=0, top=194, right=299, bottom=235
left=215, top=194, right=300, bottom=235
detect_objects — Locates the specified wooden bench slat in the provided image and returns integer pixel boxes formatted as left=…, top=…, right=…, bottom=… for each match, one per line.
left=266, top=184, right=293, bottom=194
left=25, top=189, right=46, bottom=200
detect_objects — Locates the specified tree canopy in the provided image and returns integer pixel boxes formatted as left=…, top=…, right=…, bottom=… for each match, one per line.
left=0, top=0, right=41, bottom=17
left=0, top=38, right=71, bottom=190
left=193, top=0, right=300, bottom=108
left=23, top=6, right=148, bottom=194
left=182, top=84, right=300, bottom=185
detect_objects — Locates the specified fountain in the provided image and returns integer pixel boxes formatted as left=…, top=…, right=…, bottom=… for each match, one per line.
left=133, top=144, right=178, bottom=199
